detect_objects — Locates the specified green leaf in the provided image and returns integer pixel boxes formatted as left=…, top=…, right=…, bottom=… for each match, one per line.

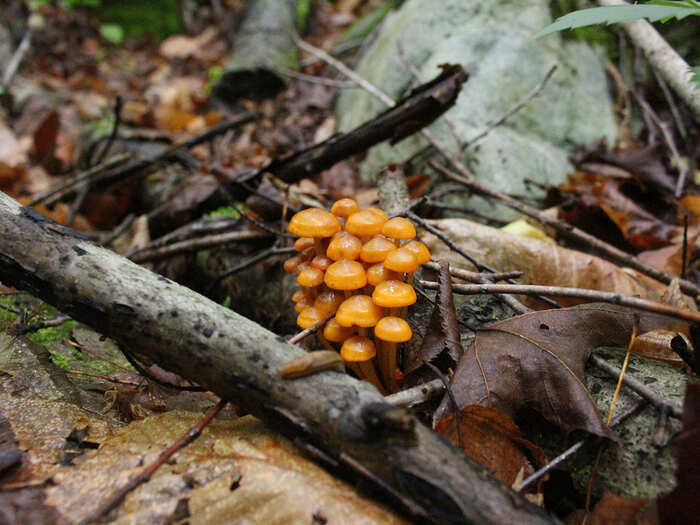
left=99, top=23, right=124, bottom=44
left=535, top=4, right=700, bottom=38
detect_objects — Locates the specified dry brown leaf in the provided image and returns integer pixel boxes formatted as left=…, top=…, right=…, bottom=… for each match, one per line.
left=588, top=491, right=648, bottom=525
left=433, top=304, right=682, bottom=438
left=0, top=393, right=111, bottom=482
left=405, top=260, right=462, bottom=374
left=46, top=412, right=407, bottom=524
left=422, top=218, right=662, bottom=306
left=434, top=405, right=547, bottom=488
left=159, top=27, right=225, bottom=62
left=631, top=328, right=690, bottom=366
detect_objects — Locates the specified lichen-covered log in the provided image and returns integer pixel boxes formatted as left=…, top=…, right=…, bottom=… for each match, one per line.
left=212, top=0, right=299, bottom=103
left=0, top=191, right=558, bottom=525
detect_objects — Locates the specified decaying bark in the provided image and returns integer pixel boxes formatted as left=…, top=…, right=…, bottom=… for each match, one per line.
left=0, top=191, right=557, bottom=525
left=212, top=0, right=299, bottom=103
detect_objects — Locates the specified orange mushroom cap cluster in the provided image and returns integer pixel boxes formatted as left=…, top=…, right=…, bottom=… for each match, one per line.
left=286, top=199, right=431, bottom=392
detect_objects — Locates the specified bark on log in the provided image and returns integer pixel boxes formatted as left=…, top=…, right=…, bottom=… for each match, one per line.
left=0, top=191, right=558, bottom=525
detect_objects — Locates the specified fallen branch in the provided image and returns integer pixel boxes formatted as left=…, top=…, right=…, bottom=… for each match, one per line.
left=597, top=0, right=700, bottom=117
left=0, top=191, right=557, bottom=525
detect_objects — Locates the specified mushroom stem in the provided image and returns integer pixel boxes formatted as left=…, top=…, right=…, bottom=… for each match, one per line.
left=313, top=238, right=325, bottom=258
left=377, top=341, right=398, bottom=393
left=357, top=360, right=386, bottom=394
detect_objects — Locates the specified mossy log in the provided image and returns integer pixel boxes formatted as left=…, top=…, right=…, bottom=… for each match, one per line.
left=0, top=191, right=558, bottom=525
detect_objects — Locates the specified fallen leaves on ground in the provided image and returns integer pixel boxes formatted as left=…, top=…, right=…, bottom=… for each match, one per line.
left=46, top=412, right=407, bottom=525
left=434, top=405, right=548, bottom=489
left=404, top=260, right=462, bottom=374
left=433, top=304, right=683, bottom=437
left=422, top=218, right=663, bottom=306
left=558, top=172, right=680, bottom=251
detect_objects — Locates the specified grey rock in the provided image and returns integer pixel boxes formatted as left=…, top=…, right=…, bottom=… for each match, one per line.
left=336, top=0, right=617, bottom=221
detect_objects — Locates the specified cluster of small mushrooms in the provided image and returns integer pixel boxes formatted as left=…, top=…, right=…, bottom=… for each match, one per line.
left=284, top=198, right=430, bottom=393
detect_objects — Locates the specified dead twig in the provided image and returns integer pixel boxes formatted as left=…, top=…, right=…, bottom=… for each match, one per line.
left=516, top=400, right=648, bottom=492
left=28, top=154, right=131, bottom=207
left=418, top=279, right=700, bottom=326
left=286, top=311, right=336, bottom=345
left=128, top=230, right=271, bottom=264
left=430, top=161, right=700, bottom=299
left=423, top=261, right=522, bottom=283
left=76, top=400, right=227, bottom=525
left=206, top=245, right=295, bottom=293
left=2, top=29, right=32, bottom=87
left=385, top=378, right=444, bottom=407
left=590, top=354, right=682, bottom=419
left=462, top=65, right=557, bottom=150
left=9, top=315, right=71, bottom=335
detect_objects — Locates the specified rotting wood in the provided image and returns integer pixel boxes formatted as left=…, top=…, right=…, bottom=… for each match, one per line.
left=0, top=191, right=557, bottom=525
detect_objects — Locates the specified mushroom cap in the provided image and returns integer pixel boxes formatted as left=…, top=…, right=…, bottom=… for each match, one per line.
left=294, top=298, right=313, bottom=313
left=382, top=217, right=416, bottom=240
left=340, top=335, right=377, bottom=362
left=291, top=289, right=311, bottom=303
left=345, top=209, right=387, bottom=237
left=323, top=318, right=355, bottom=342
left=366, top=262, right=401, bottom=286
left=293, top=237, right=315, bottom=253
left=365, top=207, right=389, bottom=221
left=311, top=255, right=333, bottom=271
left=324, top=260, right=367, bottom=290
left=289, top=208, right=341, bottom=238
left=313, top=289, right=344, bottom=315
left=335, top=295, right=383, bottom=327
left=283, top=256, right=302, bottom=274
left=372, top=280, right=417, bottom=308
left=384, top=247, right=419, bottom=273
left=374, top=316, right=412, bottom=342
left=297, top=306, right=323, bottom=329
left=326, top=232, right=362, bottom=261
left=360, top=235, right=396, bottom=263
left=297, top=267, right=324, bottom=288
left=402, top=240, right=431, bottom=265
left=330, top=198, right=360, bottom=218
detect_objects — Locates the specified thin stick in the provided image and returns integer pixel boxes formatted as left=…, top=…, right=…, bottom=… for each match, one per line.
left=2, top=29, right=32, bottom=87
left=385, top=378, right=444, bottom=407
left=423, top=261, right=522, bottom=282
left=287, top=311, right=336, bottom=345
left=462, top=65, right=557, bottom=150
left=128, top=231, right=271, bottom=263
left=274, top=67, right=357, bottom=88
left=418, top=279, right=700, bottom=325
left=206, top=246, right=295, bottom=293
left=424, top=361, right=462, bottom=449
left=590, top=354, right=682, bottom=419
left=102, top=213, right=135, bottom=247
left=10, top=315, right=71, bottom=335
left=28, top=154, right=130, bottom=207
left=430, top=161, right=700, bottom=298
left=516, top=400, right=647, bottom=492
left=76, top=400, right=227, bottom=525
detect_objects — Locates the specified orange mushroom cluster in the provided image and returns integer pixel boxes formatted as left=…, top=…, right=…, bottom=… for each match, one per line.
left=284, top=198, right=431, bottom=393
